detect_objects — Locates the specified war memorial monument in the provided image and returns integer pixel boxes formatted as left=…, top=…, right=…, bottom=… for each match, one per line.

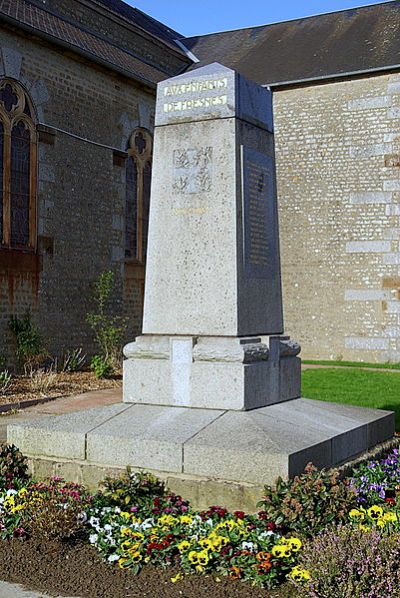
left=7, top=64, right=394, bottom=510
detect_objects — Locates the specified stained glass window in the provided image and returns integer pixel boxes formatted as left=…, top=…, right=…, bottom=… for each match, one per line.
left=142, top=161, right=151, bottom=261
left=125, top=128, right=152, bottom=263
left=0, top=79, right=37, bottom=251
left=11, top=121, right=30, bottom=247
left=0, top=122, right=3, bottom=243
left=125, top=156, right=138, bottom=258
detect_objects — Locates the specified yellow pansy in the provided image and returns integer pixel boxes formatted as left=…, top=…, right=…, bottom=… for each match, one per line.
left=272, top=544, right=292, bottom=558
left=130, top=551, right=142, bottom=563
left=188, top=551, right=199, bottom=564
left=288, top=566, right=311, bottom=581
left=179, top=515, right=193, bottom=525
left=120, top=511, right=131, bottom=520
left=383, top=511, right=397, bottom=523
left=282, top=537, right=302, bottom=552
left=11, top=504, right=24, bottom=513
left=349, top=508, right=365, bottom=520
left=197, top=550, right=209, bottom=566
left=367, top=505, right=384, bottom=520
left=118, top=557, right=130, bottom=569
left=199, top=537, right=213, bottom=550
left=195, top=565, right=205, bottom=573
left=177, top=540, right=191, bottom=552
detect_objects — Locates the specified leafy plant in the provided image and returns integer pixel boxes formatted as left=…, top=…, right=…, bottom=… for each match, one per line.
left=0, top=369, right=12, bottom=394
left=61, top=347, right=87, bottom=373
left=291, top=526, right=400, bottom=597
left=0, top=445, right=29, bottom=488
left=9, top=312, right=46, bottom=372
left=86, top=271, right=126, bottom=374
left=350, top=448, right=400, bottom=506
left=90, top=354, right=113, bottom=379
left=97, top=468, right=166, bottom=511
left=20, top=478, right=91, bottom=540
left=257, top=463, right=357, bottom=537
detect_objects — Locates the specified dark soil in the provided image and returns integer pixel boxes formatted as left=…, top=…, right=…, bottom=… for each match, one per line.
left=0, top=538, right=298, bottom=598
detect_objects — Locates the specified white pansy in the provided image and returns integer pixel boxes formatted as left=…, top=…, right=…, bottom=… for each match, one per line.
left=107, top=554, right=120, bottom=563
left=89, top=534, right=98, bottom=544
left=241, top=541, right=256, bottom=552
left=114, top=507, right=121, bottom=514
left=6, top=489, right=17, bottom=497
left=89, top=517, right=100, bottom=527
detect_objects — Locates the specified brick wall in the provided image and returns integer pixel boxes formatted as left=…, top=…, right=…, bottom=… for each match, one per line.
left=274, top=72, right=400, bottom=363
left=0, top=27, right=156, bottom=365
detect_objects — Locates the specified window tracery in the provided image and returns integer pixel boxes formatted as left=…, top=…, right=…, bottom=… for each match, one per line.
left=125, top=128, right=152, bottom=263
left=0, top=79, right=37, bottom=251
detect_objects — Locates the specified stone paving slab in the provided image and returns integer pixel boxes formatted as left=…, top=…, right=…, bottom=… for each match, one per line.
left=87, top=403, right=223, bottom=472
left=0, top=388, right=122, bottom=443
left=8, top=397, right=394, bottom=489
left=0, top=580, right=76, bottom=597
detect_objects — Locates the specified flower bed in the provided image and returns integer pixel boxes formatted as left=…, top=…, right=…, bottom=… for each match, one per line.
left=0, top=445, right=400, bottom=597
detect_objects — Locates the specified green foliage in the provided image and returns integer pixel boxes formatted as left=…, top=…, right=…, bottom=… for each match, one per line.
left=257, top=464, right=357, bottom=537
left=0, top=369, right=12, bottom=394
left=86, top=271, right=127, bottom=372
left=0, top=444, right=29, bottom=486
left=9, top=311, right=45, bottom=370
left=90, top=354, right=113, bottom=379
left=20, top=478, right=91, bottom=541
left=61, top=347, right=87, bottom=373
left=97, top=467, right=166, bottom=511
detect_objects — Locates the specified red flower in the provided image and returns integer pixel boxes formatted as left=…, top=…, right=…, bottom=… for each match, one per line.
left=234, top=511, right=245, bottom=519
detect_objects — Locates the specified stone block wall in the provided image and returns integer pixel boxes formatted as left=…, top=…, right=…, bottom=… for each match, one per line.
left=274, top=72, right=400, bottom=363
left=0, top=27, right=156, bottom=365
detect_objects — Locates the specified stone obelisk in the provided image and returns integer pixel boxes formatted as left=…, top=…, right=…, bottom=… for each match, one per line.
left=123, top=62, right=301, bottom=410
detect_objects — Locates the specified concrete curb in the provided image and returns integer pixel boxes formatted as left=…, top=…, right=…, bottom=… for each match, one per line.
left=0, top=395, right=58, bottom=414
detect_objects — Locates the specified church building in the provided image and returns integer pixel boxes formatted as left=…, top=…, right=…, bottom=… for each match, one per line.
left=0, top=0, right=399, bottom=364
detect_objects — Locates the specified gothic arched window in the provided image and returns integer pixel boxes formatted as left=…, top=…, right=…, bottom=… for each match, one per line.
left=0, top=79, right=37, bottom=251
left=125, top=128, right=152, bottom=263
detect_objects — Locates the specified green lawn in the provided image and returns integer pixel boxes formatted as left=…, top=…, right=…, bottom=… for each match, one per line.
left=303, top=359, right=400, bottom=370
left=302, top=368, right=400, bottom=431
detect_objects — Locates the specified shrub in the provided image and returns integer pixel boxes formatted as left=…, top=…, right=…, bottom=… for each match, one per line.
left=90, top=354, right=113, bottom=379
left=0, top=445, right=29, bottom=488
left=257, top=463, right=357, bottom=537
left=9, top=312, right=46, bottom=372
left=20, top=478, right=91, bottom=541
left=61, top=347, right=87, bottom=373
left=97, top=468, right=166, bottom=511
left=291, top=526, right=400, bottom=597
left=29, top=366, right=57, bottom=396
left=86, top=271, right=127, bottom=373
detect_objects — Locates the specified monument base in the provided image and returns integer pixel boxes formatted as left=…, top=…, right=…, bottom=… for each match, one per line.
left=123, top=334, right=301, bottom=410
left=7, top=398, right=394, bottom=511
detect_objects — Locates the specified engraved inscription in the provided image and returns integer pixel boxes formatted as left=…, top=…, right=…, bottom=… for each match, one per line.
left=163, top=78, right=228, bottom=114
left=173, top=147, right=212, bottom=194
left=242, top=146, right=277, bottom=279
left=248, top=161, right=269, bottom=268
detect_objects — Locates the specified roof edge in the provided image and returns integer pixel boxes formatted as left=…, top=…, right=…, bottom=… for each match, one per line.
left=181, top=0, right=396, bottom=40
left=0, top=12, right=157, bottom=90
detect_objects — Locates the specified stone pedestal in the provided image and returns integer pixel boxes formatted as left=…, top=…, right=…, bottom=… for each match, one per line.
left=124, top=335, right=301, bottom=410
